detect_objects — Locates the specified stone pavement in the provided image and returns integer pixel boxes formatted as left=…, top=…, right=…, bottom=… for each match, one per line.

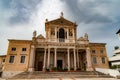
left=9, top=71, right=113, bottom=79
left=1, top=71, right=119, bottom=80
left=0, top=78, right=120, bottom=80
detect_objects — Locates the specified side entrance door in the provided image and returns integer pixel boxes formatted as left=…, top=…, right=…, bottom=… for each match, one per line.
left=38, top=61, right=43, bottom=71
left=57, top=60, right=62, bottom=69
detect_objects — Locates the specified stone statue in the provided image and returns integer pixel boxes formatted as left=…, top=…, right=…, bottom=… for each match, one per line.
left=61, top=12, right=63, bottom=17
left=84, top=33, right=88, bottom=40
left=33, top=30, right=37, bottom=37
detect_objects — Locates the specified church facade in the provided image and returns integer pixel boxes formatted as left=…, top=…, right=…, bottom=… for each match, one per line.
left=2, top=14, right=109, bottom=77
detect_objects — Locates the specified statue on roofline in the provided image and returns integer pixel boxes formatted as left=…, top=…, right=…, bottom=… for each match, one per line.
left=60, top=12, right=64, bottom=17
left=33, top=30, right=37, bottom=37
left=84, top=33, right=88, bottom=40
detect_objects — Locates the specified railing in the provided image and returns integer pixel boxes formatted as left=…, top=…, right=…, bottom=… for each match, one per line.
left=59, top=38, right=65, bottom=42
left=95, top=68, right=120, bottom=77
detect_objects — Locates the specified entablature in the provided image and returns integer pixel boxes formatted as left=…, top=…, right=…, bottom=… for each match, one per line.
left=35, top=42, right=89, bottom=49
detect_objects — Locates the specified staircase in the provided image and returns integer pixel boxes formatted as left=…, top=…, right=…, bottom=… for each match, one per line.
left=9, top=71, right=113, bottom=79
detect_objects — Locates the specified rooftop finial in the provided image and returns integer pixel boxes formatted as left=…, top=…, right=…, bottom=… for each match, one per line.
left=61, top=12, right=63, bottom=17
left=33, top=30, right=37, bottom=37
left=46, top=18, right=48, bottom=22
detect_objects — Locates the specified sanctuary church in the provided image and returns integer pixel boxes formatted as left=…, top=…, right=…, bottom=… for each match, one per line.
left=2, top=13, right=109, bottom=77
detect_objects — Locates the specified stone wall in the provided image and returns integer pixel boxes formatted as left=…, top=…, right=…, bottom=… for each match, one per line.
left=90, top=43, right=109, bottom=69
left=2, top=71, right=23, bottom=78
left=3, top=40, right=31, bottom=72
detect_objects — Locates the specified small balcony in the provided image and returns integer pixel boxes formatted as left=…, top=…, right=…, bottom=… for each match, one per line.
left=59, top=38, right=65, bottom=42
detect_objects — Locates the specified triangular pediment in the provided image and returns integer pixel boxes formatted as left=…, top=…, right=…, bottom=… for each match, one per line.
left=78, top=37, right=85, bottom=41
left=46, top=17, right=77, bottom=26
left=37, top=34, right=45, bottom=39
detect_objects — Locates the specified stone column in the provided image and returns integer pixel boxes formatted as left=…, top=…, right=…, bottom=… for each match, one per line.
left=55, top=28, right=57, bottom=41
left=73, top=28, right=75, bottom=39
left=54, top=48, right=57, bottom=67
left=77, top=49, right=79, bottom=68
left=86, top=47, right=93, bottom=71
left=74, top=49, right=77, bottom=71
left=67, top=48, right=70, bottom=71
left=28, top=45, right=36, bottom=72
left=43, top=48, right=47, bottom=72
left=67, top=29, right=69, bottom=40
left=47, top=48, right=50, bottom=68
left=79, top=53, right=82, bottom=70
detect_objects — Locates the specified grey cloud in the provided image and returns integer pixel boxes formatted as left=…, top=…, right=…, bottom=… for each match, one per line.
left=8, top=0, right=42, bottom=25
left=62, top=0, right=112, bottom=24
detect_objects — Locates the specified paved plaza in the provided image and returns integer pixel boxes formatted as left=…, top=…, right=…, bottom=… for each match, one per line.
left=0, top=78, right=120, bottom=80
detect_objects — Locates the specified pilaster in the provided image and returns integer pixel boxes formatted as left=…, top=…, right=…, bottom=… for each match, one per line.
left=67, top=48, right=70, bottom=71
left=74, top=48, right=77, bottom=71
left=77, top=49, right=79, bottom=68
left=86, top=47, right=93, bottom=71
left=54, top=48, right=57, bottom=67
left=28, top=45, right=36, bottom=72
left=47, top=48, right=50, bottom=68
left=43, top=48, right=47, bottom=72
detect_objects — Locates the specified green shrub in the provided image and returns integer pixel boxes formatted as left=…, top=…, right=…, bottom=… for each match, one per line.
left=70, top=68, right=74, bottom=70
left=111, top=65, right=120, bottom=69
left=63, top=68, right=68, bottom=71
left=46, top=68, right=49, bottom=71
left=52, top=67, right=57, bottom=70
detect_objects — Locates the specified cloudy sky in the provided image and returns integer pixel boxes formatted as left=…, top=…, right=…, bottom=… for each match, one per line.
left=0, top=0, right=120, bottom=57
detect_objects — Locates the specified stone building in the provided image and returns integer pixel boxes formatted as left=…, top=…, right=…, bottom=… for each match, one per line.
left=109, top=46, right=120, bottom=66
left=2, top=13, right=109, bottom=77
left=109, top=29, right=120, bottom=67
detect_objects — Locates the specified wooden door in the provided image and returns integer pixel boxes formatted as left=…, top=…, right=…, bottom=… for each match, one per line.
left=57, top=60, right=62, bottom=69
left=38, top=61, right=43, bottom=71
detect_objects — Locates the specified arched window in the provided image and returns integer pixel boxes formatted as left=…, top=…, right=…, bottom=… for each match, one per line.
left=59, top=28, right=65, bottom=39
left=59, top=28, right=65, bottom=42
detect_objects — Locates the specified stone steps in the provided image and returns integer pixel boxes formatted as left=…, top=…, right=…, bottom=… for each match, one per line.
left=10, top=71, right=113, bottom=79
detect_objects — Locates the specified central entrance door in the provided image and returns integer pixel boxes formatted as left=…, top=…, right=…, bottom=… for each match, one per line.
left=57, top=60, right=62, bottom=69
